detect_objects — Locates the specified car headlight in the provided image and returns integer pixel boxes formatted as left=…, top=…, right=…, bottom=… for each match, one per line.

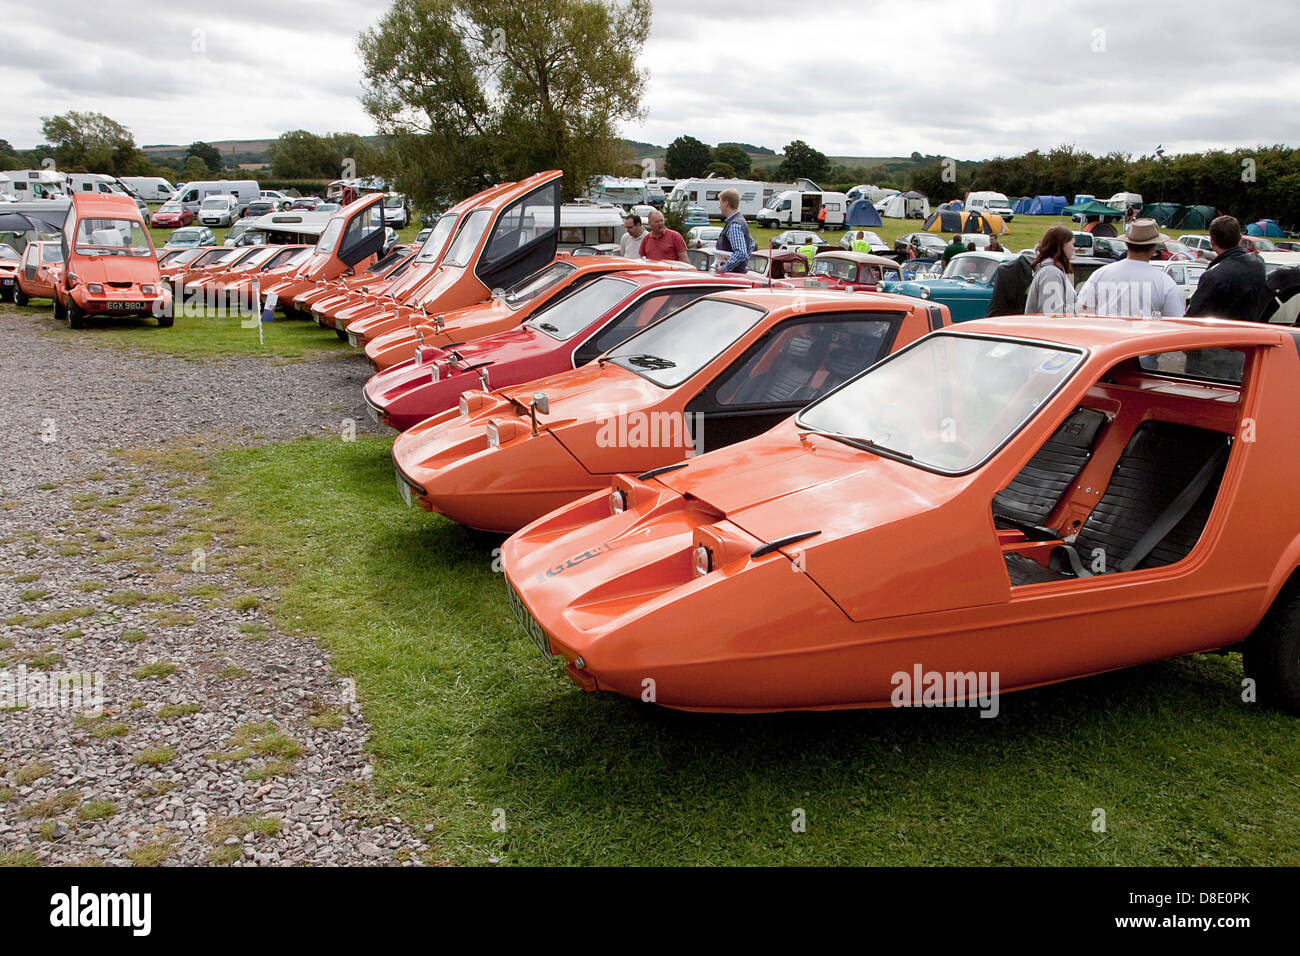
left=142, top=284, right=157, bottom=295
left=608, top=489, right=626, bottom=515
left=692, top=544, right=713, bottom=577
left=918, top=286, right=932, bottom=299
left=459, top=394, right=469, bottom=417
left=486, top=420, right=500, bottom=449
left=87, top=283, right=103, bottom=294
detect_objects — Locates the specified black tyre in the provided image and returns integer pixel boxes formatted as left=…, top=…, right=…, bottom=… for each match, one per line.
left=0, top=288, right=13, bottom=303
left=14, top=289, right=29, bottom=307
left=68, top=300, right=87, bottom=329
left=335, top=327, right=348, bottom=341
left=1243, top=579, right=1300, bottom=713
left=157, top=313, right=174, bottom=328
left=53, top=293, right=67, bottom=321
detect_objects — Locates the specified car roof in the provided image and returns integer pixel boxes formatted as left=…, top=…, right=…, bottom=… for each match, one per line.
left=70, top=193, right=141, bottom=218
left=950, top=314, right=1287, bottom=355
left=598, top=269, right=760, bottom=291
left=815, top=250, right=900, bottom=268
left=710, top=287, right=926, bottom=315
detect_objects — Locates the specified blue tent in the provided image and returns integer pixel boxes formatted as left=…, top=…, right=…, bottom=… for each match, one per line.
left=1246, top=219, right=1285, bottom=238
left=845, top=199, right=883, bottom=228
left=1011, top=197, right=1034, bottom=215
left=1027, top=195, right=1068, bottom=216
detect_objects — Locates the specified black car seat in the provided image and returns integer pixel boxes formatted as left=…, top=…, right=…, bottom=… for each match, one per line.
left=1005, top=420, right=1230, bottom=585
left=993, top=406, right=1108, bottom=536
left=731, top=334, right=821, bottom=405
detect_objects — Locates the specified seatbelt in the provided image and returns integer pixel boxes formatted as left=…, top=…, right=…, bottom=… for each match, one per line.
left=1117, top=440, right=1231, bottom=572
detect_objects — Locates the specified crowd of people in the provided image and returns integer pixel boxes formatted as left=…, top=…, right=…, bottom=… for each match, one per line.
left=620, top=187, right=756, bottom=273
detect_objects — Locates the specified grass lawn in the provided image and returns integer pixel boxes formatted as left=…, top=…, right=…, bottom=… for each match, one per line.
left=0, top=299, right=354, bottom=361
left=201, top=434, right=1300, bottom=866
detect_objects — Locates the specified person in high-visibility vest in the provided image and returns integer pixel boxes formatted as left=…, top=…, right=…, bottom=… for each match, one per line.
left=797, top=240, right=818, bottom=269
left=851, top=231, right=870, bottom=253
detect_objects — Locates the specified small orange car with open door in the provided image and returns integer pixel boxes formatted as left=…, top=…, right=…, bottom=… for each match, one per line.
left=501, top=316, right=1300, bottom=715
left=13, top=241, right=65, bottom=305
left=392, top=289, right=948, bottom=533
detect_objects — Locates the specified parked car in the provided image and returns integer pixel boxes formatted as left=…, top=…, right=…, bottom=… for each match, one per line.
left=198, top=194, right=239, bottom=227
left=151, top=202, right=195, bottom=228
left=1178, top=235, right=1216, bottom=261
left=902, top=258, right=943, bottom=280
left=361, top=255, right=683, bottom=372
left=1151, top=259, right=1206, bottom=304
left=415, top=226, right=433, bottom=245
left=0, top=243, right=21, bottom=300
left=1092, top=236, right=1127, bottom=260
left=806, top=251, right=903, bottom=291
left=315, top=203, right=342, bottom=213
left=241, top=200, right=278, bottom=220
left=162, top=227, right=217, bottom=249
left=13, top=241, right=65, bottom=305
left=838, top=230, right=889, bottom=253
left=881, top=251, right=1012, bottom=321
left=391, top=288, right=947, bottom=532
left=686, top=225, right=723, bottom=250
left=894, top=232, right=947, bottom=257
left=1274, top=241, right=1300, bottom=253
left=744, top=249, right=811, bottom=281
left=500, top=315, right=1300, bottom=713
left=365, top=270, right=766, bottom=431
left=223, top=220, right=259, bottom=246
left=52, top=193, right=170, bottom=328
left=771, top=230, right=831, bottom=253
left=1151, top=239, right=1197, bottom=262
left=683, top=205, right=709, bottom=228
left=382, top=194, right=411, bottom=228
left=290, top=197, right=322, bottom=211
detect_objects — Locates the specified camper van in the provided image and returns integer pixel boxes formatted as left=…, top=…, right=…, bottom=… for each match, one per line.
left=757, top=190, right=849, bottom=229
left=964, top=191, right=1016, bottom=222
left=119, top=176, right=178, bottom=205
left=66, top=173, right=149, bottom=218
left=2, top=170, right=67, bottom=200
left=668, top=178, right=781, bottom=219
left=1104, top=192, right=1143, bottom=212
left=552, top=200, right=627, bottom=252
left=847, top=185, right=899, bottom=205
left=170, top=180, right=260, bottom=217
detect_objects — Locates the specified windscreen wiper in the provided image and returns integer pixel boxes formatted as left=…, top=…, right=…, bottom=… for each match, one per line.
left=625, top=354, right=677, bottom=370
left=808, top=430, right=915, bottom=460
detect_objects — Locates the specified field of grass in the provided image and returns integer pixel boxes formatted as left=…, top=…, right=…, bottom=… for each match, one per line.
left=199, top=434, right=1300, bottom=866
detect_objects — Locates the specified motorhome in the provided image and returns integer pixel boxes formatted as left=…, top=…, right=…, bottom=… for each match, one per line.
left=757, top=190, right=849, bottom=229
left=964, top=191, right=1015, bottom=222
left=169, top=180, right=261, bottom=217
left=668, top=178, right=791, bottom=219
left=847, top=185, right=898, bottom=205
left=1104, top=192, right=1143, bottom=212
left=119, top=176, right=178, bottom=205
left=587, top=176, right=665, bottom=209
left=548, top=199, right=627, bottom=251
left=2, top=169, right=67, bottom=200
left=65, top=173, right=149, bottom=217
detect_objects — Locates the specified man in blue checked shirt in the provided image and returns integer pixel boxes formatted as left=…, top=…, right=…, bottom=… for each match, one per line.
left=714, top=188, right=756, bottom=273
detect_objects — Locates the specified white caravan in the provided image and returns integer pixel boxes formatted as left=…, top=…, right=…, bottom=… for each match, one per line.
left=668, top=178, right=790, bottom=219
left=1, top=169, right=67, bottom=200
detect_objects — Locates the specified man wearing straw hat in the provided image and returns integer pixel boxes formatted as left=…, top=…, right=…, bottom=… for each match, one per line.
left=1077, top=218, right=1184, bottom=318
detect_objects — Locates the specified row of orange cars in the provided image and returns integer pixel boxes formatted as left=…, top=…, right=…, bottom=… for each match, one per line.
left=12, top=176, right=1300, bottom=717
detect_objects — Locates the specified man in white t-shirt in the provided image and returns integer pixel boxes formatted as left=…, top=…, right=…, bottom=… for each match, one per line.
left=619, top=214, right=645, bottom=259
left=1077, top=218, right=1184, bottom=318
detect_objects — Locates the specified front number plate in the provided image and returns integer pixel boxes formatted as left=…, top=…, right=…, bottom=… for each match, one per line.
left=506, top=579, right=551, bottom=658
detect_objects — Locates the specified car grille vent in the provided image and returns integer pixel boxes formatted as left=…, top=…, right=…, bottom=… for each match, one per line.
left=108, top=281, right=132, bottom=288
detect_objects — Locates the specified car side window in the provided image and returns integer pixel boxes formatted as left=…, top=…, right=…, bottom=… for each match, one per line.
left=483, top=182, right=559, bottom=267
left=707, top=314, right=898, bottom=408
left=574, top=290, right=712, bottom=366
left=1168, top=266, right=1185, bottom=284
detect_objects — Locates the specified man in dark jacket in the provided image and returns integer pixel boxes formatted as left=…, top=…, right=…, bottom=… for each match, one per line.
left=985, top=248, right=1035, bottom=316
left=1186, top=216, right=1270, bottom=321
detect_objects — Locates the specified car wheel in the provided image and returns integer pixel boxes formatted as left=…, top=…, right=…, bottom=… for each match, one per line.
left=335, top=328, right=348, bottom=341
left=157, top=313, right=174, bottom=328
left=1243, top=578, right=1300, bottom=713
left=53, top=292, right=67, bottom=321
left=68, top=299, right=87, bottom=329
left=13, top=289, right=28, bottom=307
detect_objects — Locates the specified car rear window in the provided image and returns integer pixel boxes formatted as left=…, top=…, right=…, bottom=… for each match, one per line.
left=1137, top=349, right=1245, bottom=385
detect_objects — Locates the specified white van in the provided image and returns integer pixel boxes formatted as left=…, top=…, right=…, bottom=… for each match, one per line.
left=2, top=170, right=67, bottom=200
left=757, top=190, right=848, bottom=229
left=964, top=191, right=1015, bottom=222
left=1105, top=192, right=1143, bottom=212
left=847, top=185, right=898, bottom=205
left=65, top=173, right=149, bottom=217
left=170, top=180, right=261, bottom=217
left=118, top=176, right=177, bottom=205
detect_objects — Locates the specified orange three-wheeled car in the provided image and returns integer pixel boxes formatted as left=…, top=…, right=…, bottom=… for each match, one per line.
left=501, top=316, right=1300, bottom=714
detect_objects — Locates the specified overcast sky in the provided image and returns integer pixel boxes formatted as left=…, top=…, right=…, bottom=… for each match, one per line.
left=3, top=0, right=1297, bottom=161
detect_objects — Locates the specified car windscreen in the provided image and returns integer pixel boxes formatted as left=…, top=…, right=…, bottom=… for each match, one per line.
left=0, top=244, right=18, bottom=260
left=196, top=249, right=236, bottom=265
left=384, top=196, right=404, bottom=207
left=812, top=258, right=855, bottom=280
left=232, top=247, right=272, bottom=267
left=797, top=333, right=1085, bottom=474
left=313, top=218, right=345, bottom=255
left=415, top=213, right=459, bottom=263
left=42, top=245, right=65, bottom=263
left=440, top=209, right=491, bottom=268
left=527, top=276, right=635, bottom=340
left=500, top=259, right=576, bottom=310
left=603, top=297, right=765, bottom=388
left=171, top=248, right=205, bottom=264
left=942, top=255, right=997, bottom=283
left=201, top=198, right=229, bottom=209
left=75, top=218, right=151, bottom=256
left=265, top=247, right=307, bottom=269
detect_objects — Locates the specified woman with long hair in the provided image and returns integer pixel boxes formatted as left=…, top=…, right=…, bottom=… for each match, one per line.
left=1025, top=225, right=1077, bottom=314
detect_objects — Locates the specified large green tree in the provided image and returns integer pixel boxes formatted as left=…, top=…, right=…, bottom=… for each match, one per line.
left=39, top=111, right=151, bottom=175
left=777, top=140, right=831, bottom=183
left=358, top=0, right=650, bottom=204
left=268, top=130, right=383, bottom=180
left=663, top=135, right=711, bottom=178
left=187, top=141, right=224, bottom=170
left=712, top=143, right=752, bottom=178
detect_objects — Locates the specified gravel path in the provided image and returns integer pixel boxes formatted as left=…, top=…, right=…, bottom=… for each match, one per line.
left=0, top=309, right=430, bottom=865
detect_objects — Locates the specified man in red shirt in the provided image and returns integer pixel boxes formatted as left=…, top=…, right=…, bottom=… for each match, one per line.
left=639, top=209, right=688, bottom=263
